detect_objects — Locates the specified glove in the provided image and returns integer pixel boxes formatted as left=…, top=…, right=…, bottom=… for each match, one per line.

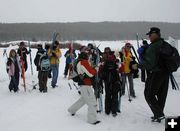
left=137, top=64, right=145, bottom=70
left=95, top=66, right=99, bottom=72
left=132, top=64, right=138, bottom=70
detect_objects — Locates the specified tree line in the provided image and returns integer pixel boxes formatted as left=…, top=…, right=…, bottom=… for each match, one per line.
left=0, top=21, right=180, bottom=42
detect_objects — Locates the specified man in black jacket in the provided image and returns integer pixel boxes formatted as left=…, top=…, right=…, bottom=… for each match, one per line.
left=139, top=27, right=170, bottom=122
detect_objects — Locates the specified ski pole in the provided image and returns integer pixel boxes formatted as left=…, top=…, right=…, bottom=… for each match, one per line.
left=28, top=41, right=33, bottom=76
left=73, top=83, right=81, bottom=94
left=171, top=74, right=179, bottom=90
left=131, top=46, right=140, bottom=63
left=170, top=74, right=176, bottom=90
left=68, top=82, right=72, bottom=90
left=118, top=82, right=122, bottom=112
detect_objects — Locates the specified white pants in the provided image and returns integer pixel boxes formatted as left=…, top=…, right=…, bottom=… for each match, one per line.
left=68, top=85, right=97, bottom=124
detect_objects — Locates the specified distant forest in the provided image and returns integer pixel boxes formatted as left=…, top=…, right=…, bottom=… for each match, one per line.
left=0, top=22, right=180, bottom=42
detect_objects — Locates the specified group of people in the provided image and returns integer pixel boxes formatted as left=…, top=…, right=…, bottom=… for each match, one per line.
left=67, top=41, right=139, bottom=124
left=5, top=27, right=174, bottom=125
left=6, top=40, right=62, bottom=93
left=68, top=27, right=174, bottom=124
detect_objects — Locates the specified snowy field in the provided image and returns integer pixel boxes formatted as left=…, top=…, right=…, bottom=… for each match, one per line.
left=0, top=41, right=180, bottom=131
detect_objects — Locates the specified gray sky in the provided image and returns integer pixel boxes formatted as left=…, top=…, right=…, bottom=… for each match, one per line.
left=0, top=0, right=180, bottom=23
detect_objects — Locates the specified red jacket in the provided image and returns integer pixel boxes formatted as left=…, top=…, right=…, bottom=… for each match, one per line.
left=77, top=59, right=97, bottom=85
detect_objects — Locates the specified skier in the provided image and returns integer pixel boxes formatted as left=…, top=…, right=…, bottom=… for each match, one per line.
left=34, top=44, right=49, bottom=93
left=121, top=43, right=136, bottom=98
left=64, top=46, right=76, bottom=78
left=101, top=47, right=121, bottom=116
left=68, top=47, right=100, bottom=125
left=48, top=41, right=62, bottom=88
left=17, top=41, right=30, bottom=72
left=6, top=49, right=21, bottom=92
left=138, top=27, right=170, bottom=122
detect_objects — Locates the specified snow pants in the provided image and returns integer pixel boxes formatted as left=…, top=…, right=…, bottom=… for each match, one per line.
left=50, top=64, right=59, bottom=87
left=104, top=81, right=120, bottom=114
left=64, top=63, right=70, bottom=76
left=9, top=75, right=19, bottom=92
left=38, top=71, right=48, bottom=92
left=68, top=85, right=98, bottom=124
left=144, top=71, right=169, bottom=117
left=121, top=73, right=135, bottom=96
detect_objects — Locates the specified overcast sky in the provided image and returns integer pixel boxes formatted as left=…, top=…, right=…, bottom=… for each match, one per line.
left=0, top=0, right=180, bottom=23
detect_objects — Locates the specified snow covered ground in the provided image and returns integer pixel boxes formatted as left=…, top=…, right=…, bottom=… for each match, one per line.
left=0, top=41, right=180, bottom=131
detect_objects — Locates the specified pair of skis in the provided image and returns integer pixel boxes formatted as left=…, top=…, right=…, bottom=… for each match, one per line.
left=95, top=46, right=103, bottom=113
left=21, top=41, right=36, bottom=92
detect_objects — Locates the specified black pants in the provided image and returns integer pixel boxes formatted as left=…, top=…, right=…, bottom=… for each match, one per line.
left=24, top=61, right=28, bottom=72
left=104, top=81, right=120, bottom=114
left=144, top=71, right=169, bottom=117
left=141, top=69, right=146, bottom=82
left=64, top=63, right=70, bottom=76
left=9, top=73, right=19, bottom=92
left=38, top=71, right=48, bottom=92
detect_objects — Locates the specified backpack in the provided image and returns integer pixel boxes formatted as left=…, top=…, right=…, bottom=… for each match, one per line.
left=39, top=53, right=50, bottom=71
left=69, top=59, right=84, bottom=84
left=160, top=41, right=180, bottom=73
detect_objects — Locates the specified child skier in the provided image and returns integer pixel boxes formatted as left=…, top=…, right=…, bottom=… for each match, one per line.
left=7, top=49, right=21, bottom=92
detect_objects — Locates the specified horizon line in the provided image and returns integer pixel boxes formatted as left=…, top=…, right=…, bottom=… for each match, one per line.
left=0, top=20, right=180, bottom=24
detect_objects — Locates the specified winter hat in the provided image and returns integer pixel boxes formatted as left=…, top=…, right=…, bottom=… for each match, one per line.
left=37, top=44, right=42, bottom=48
left=88, top=43, right=94, bottom=49
left=104, top=47, right=111, bottom=53
left=20, top=41, right=25, bottom=46
left=125, top=43, right=132, bottom=48
left=79, top=46, right=90, bottom=53
left=54, top=40, right=59, bottom=45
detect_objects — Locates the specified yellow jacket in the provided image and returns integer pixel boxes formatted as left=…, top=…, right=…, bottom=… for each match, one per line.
left=48, top=48, right=62, bottom=65
left=123, top=50, right=132, bottom=74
